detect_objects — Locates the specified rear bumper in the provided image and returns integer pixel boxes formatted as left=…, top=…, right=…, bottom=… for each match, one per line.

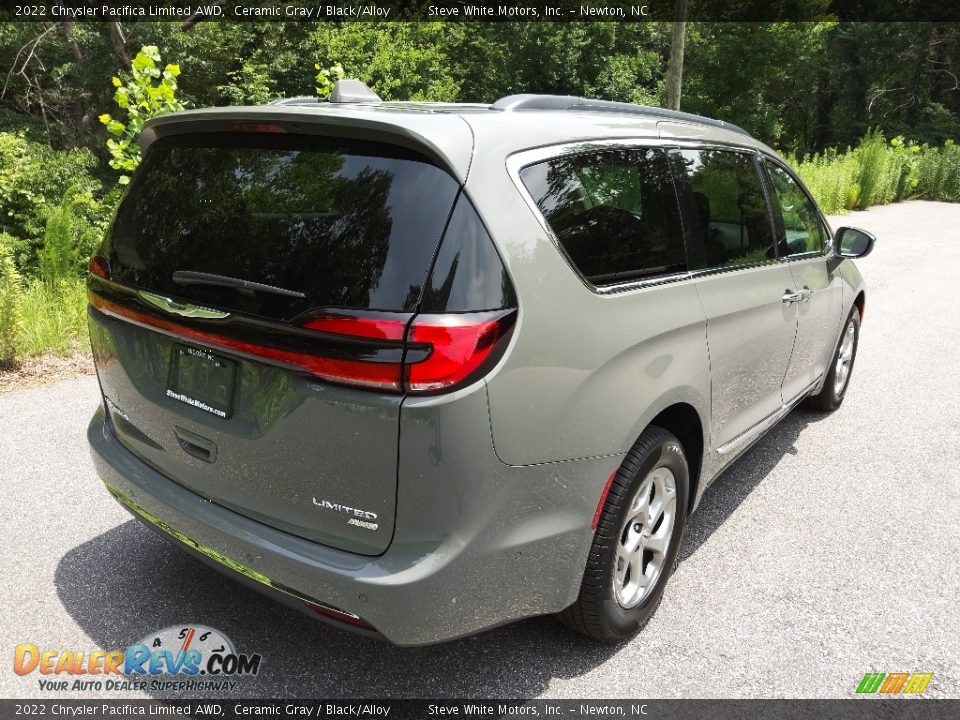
left=89, top=405, right=617, bottom=645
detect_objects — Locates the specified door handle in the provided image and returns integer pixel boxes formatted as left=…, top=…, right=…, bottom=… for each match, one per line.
left=800, top=286, right=813, bottom=303
left=174, top=426, right=217, bottom=463
left=782, top=290, right=804, bottom=305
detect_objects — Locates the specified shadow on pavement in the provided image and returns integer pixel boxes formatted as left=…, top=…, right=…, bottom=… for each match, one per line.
left=55, top=522, right=618, bottom=698
left=54, top=407, right=826, bottom=699
left=679, top=407, right=830, bottom=562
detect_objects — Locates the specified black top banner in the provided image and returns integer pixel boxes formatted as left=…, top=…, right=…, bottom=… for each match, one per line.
left=2, top=0, right=960, bottom=23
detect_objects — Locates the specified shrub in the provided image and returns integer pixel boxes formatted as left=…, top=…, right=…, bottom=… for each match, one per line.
left=792, top=148, right=859, bottom=214
left=16, top=278, right=87, bottom=358
left=100, top=46, right=185, bottom=185
left=0, top=246, right=24, bottom=368
left=0, top=131, right=106, bottom=275
left=790, top=131, right=960, bottom=213
left=856, top=129, right=901, bottom=208
left=38, top=192, right=79, bottom=285
left=915, top=140, right=960, bottom=202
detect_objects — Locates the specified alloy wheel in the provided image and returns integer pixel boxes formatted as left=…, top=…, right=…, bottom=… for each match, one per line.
left=834, top=319, right=856, bottom=396
left=613, top=466, right=677, bottom=609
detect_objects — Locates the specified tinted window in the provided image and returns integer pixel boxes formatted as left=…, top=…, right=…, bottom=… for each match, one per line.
left=422, top=194, right=516, bottom=312
left=519, top=148, right=686, bottom=285
left=764, top=160, right=827, bottom=256
left=106, top=133, right=460, bottom=320
left=673, top=149, right=775, bottom=270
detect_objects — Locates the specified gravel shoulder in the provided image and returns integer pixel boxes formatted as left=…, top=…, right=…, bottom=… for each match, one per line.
left=1, top=200, right=958, bottom=700
left=0, top=349, right=93, bottom=394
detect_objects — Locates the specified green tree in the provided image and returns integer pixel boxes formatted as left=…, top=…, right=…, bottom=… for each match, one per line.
left=307, top=23, right=460, bottom=101
left=0, top=131, right=103, bottom=275
left=98, top=45, right=185, bottom=185
left=447, top=23, right=663, bottom=104
left=315, top=62, right=345, bottom=98
left=682, top=23, right=831, bottom=153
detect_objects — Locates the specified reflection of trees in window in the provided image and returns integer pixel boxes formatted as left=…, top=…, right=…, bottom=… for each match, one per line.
left=109, top=143, right=412, bottom=317
left=521, top=149, right=686, bottom=284
left=675, top=149, right=774, bottom=268
left=764, top=162, right=823, bottom=255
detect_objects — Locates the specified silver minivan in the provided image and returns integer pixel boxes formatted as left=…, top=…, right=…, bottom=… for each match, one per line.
left=87, top=82, right=874, bottom=644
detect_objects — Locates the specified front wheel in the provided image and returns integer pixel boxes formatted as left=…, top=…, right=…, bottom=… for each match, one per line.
left=558, top=426, right=688, bottom=642
left=806, top=307, right=861, bottom=411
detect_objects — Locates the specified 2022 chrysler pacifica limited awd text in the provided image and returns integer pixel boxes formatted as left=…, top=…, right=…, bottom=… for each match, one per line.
left=87, top=80, right=875, bottom=644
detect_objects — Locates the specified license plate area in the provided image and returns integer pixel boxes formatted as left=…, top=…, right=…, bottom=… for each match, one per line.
left=167, top=345, right=236, bottom=418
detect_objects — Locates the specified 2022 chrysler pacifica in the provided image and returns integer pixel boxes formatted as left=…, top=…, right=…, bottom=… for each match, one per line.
left=87, top=81, right=874, bottom=644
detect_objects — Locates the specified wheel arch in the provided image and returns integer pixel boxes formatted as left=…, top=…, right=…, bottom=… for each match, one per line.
left=648, top=402, right=705, bottom=516
left=854, top=289, right=866, bottom=320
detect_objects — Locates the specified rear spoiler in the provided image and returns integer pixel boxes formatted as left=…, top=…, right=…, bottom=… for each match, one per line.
left=140, top=106, right=475, bottom=183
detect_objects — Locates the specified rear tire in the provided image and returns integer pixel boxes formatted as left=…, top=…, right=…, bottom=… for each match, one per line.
left=558, top=426, right=688, bottom=642
left=806, top=307, right=860, bottom=412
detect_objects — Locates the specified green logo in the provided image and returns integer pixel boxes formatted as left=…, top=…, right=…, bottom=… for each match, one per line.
left=856, top=672, right=932, bottom=694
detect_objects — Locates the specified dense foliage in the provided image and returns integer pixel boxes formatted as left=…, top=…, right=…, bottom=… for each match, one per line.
left=99, top=45, right=185, bottom=184
left=0, top=244, right=23, bottom=368
left=792, top=131, right=960, bottom=213
left=0, top=20, right=958, bottom=364
left=0, top=131, right=112, bottom=276
left=4, top=21, right=959, bottom=154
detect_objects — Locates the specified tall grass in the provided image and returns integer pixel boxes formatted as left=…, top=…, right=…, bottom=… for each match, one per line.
left=17, top=278, right=87, bottom=358
left=855, top=129, right=900, bottom=208
left=38, top=191, right=79, bottom=285
left=0, top=246, right=24, bottom=368
left=914, top=140, right=960, bottom=202
left=790, top=130, right=960, bottom=214
left=791, top=148, right=860, bottom=215
left=1, top=186, right=91, bottom=368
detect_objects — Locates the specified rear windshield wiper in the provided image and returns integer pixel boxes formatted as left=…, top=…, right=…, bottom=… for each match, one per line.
left=172, top=271, right=306, bottom=299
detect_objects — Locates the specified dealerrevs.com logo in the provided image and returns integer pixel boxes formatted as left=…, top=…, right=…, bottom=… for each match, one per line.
left=13, top=625, right=261, bottom=693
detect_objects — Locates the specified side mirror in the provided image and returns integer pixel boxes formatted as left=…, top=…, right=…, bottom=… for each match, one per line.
left=833, top=227, right=876, bottom=259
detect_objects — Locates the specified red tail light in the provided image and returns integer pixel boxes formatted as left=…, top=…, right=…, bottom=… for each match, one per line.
left=91, top=294, right=408, bottom=392
left=298, top=312, right=409, bottom=391
left=90, top=289, right=515, bottom=394
left=301, top=314, right=406, bottom=341
left=301, top=309, right=515, bottom=393
left=227, top=122, right=287, bottom=134
left=298, top=354, right=402, bottom=391
left=404, top=311, right=516, bottom=393
left=303, top=600, right=373, bottom=629
left=88, top=256, right=110, bottom=279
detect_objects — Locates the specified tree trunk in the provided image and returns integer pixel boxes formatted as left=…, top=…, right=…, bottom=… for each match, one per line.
left=60, top=22, right=84, bottom=62
left=664, top=0, right=688, bottom=110
left=108, top=22, right=131, bottom=70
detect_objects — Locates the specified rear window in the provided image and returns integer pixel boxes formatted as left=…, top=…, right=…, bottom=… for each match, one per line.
left=105, top=133, right=460, bottom=320
left=519, top=148, right=687, bottom=285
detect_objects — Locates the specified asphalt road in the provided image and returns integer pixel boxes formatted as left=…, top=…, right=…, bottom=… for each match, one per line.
left=1, top=201, right=958, bottom=700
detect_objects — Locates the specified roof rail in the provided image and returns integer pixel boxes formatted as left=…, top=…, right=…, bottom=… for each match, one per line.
left=491, top=94, right=751, bottom=138
left=267, top=96, right=321, bottom=106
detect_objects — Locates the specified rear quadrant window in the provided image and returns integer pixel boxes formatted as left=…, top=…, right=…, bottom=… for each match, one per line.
left=519, top=148, right=687, bottom=286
